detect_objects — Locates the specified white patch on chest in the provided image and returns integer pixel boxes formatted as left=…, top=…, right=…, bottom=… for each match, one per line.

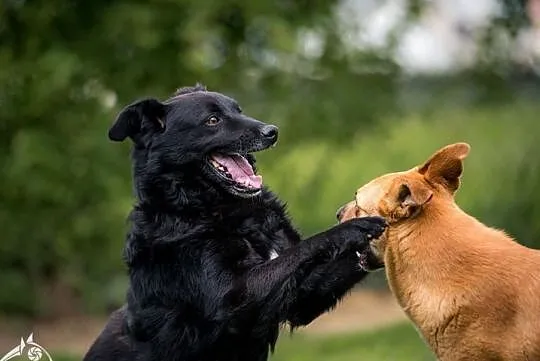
left=404, top=285, right=451, bottom=328
left=269, top=249, right=279, bottom=260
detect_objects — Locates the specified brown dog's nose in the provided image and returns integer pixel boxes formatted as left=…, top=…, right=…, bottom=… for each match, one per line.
left=336, top=205, right=345, bottom=221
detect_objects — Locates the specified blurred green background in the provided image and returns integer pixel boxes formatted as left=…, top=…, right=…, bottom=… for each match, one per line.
left=1, top=0, right=539, bottom=359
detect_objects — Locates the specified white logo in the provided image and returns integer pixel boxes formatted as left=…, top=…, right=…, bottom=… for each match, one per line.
left=0, top=333, right=53, bottom=361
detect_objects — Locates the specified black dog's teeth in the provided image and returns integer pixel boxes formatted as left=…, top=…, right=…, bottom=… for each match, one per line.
left=210, top=159, right=234, bottom=180
left=210, top=158, right=255, bottom=189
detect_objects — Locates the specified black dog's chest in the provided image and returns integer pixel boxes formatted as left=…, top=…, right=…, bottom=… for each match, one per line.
left=244, top=236, right=281, bottom=262
left=217, top=234, right=281, bottom=273
left=211, top=208, right=288, bottom=267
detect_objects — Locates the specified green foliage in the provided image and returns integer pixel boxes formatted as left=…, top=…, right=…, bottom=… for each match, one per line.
left=0, top=0, right=348, bottom=317
left=0, top=0, right=538, bottom=317
left=262, top=100, right=540, bottom=245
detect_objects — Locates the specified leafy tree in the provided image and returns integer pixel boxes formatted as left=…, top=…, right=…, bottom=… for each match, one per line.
left=0, top=0, right=538, bottom=316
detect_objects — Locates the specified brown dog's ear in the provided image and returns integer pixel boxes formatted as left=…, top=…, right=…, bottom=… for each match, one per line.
left=417, top=142, right=471, bottom=192
left=396, top=183, right=433, bottom=219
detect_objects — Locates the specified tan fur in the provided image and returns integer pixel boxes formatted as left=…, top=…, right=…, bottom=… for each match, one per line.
left=338, top=143, right=540, bottom=361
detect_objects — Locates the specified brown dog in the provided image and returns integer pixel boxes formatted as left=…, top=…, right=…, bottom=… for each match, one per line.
left=337, top=143, right=540, bottom=361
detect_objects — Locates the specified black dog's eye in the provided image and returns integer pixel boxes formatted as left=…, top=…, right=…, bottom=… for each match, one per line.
left=206, top=115, right=221, bottom=126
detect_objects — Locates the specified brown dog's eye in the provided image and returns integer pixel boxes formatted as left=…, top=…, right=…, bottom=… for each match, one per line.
left=206, top=115, right=221, bottom=126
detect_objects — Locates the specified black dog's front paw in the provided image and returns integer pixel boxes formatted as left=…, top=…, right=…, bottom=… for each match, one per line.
left=341, top=216, right=387, bottom=240
left=324, top=216, right=387, bottom=255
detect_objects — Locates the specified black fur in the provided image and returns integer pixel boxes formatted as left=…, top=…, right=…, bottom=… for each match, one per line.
left=83, top=84, right=386, bottom=361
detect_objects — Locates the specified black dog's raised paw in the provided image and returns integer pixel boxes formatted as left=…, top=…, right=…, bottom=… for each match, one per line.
left=340, top=216, right=387, bottom=240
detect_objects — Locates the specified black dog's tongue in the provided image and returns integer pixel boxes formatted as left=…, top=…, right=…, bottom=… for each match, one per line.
left=212, top=154, right=263, bottom=189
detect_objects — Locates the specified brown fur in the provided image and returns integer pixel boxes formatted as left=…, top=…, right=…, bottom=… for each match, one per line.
left=338, top=143, right=540, bottom=361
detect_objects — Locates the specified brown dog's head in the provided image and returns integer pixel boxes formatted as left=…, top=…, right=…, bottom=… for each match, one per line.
left=336, top=142, right=470, bottom=258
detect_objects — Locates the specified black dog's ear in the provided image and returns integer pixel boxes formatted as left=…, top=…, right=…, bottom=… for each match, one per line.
left=108, top=98, right=165, bottom=142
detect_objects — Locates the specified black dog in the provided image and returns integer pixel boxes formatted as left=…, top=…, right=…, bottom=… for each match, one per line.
left=83, top=84, right=386, bottom=361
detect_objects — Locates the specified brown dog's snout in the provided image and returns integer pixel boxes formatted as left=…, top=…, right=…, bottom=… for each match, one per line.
left=336, top=201, right=359, bottom=223
left=336, top=205, right=345, bottom=221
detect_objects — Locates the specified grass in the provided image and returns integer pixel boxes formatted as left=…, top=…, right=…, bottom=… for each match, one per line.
left=46, top=322, right=435, bottom=361
left=270, top=322, right=436, bottom=361
left=41, top=355, right=81, bottom=361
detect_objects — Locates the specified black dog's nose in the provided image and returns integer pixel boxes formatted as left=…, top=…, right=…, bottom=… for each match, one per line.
left=336, top=205, right=345, bottom=221
left=261, top=125, right=278, bottom=141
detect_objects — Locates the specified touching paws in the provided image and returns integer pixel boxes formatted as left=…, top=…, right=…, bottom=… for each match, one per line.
left=342, top=216, right=387, bottom=240
left=342, top=217, right=387, bottom=271
left=327, top=216, right=387, bottom=256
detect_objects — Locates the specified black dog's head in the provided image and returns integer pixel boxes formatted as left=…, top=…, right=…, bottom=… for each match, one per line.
left=109, top=84, right=278, bottom=198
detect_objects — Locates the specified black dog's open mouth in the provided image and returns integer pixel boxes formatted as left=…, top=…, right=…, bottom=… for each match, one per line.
left=207, top=153, right=262, bottom=195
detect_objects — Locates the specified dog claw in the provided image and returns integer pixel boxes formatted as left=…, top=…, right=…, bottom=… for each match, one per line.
left=367, top=234, right=373, bottom=239
left=356, top=251, right=361, bottom=258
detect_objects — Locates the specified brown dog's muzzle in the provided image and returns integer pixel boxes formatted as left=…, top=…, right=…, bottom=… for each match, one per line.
left=335, top=205, right=344, bottom=221
left=336, top=200, right=386, bottom=267
left=336, top=200, right=360, bottom=223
